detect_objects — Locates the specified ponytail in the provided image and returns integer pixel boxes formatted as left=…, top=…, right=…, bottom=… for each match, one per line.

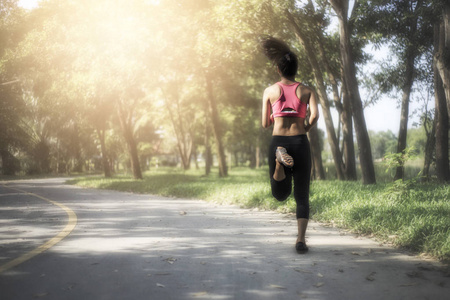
left=261, top=36, right=298, bottom=77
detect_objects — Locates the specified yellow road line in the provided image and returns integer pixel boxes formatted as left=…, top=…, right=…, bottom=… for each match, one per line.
left=0, top=185, right=77, bottom=274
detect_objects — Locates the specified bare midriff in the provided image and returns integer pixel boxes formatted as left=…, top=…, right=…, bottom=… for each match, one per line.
left=272, top=116, right=306, bottom=136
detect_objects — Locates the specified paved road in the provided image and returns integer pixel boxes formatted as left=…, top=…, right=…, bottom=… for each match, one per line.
left=0, top=178, right=448, bottom=300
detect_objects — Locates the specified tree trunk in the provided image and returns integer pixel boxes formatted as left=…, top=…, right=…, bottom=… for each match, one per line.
left=422, top=118, right=436, bottom=181
left=161, top=86, right=194, bottom=171
left=341, top=75, right=357, bottom=180
left=435, top=3, right=450, bottom=116
left=72, top=123, right=83, bottom=173
left=96, top=127, right=111, bottom=178
left=204, top=121, right=212, bottom=176
left=249, top=145, right=256, bottom=169
left=394, top=48, right=416, bottom=181
left=56, top=140, right=60, bottom=174
left=124, top=128, right=142, bottom=179
left=329, top=0, right=376, bottom=184
left=286, top=10, right=345, bottom=180
left=255, top=145, right=261, bottom=168
left=205, top=74, right=228, bottom=177
left=0, top=147, right=18, bottom=175
left=117, top=102, right=142, bottom=180
left=308, top=125, right=326, bottom=180
left=434, top=19, right=450, bottom=182
left=193, top=145, right=199, bottom=169
left=176, top=140, right=192, bottom=170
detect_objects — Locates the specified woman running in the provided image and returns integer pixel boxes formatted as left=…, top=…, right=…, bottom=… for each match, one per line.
left=261, top=37, right=319, bottom=253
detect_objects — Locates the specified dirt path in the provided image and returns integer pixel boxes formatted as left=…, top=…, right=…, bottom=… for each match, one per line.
left=0, top=178, right=448, bottom=300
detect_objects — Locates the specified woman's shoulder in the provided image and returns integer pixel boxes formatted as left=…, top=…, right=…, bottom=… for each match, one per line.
left=298, top=83, right=315, bottom=94
left=264, top=83, right=282, bottom=95
left=267, top=82, right=282, bottom=90
left=298, top=82, right=313, bottom=89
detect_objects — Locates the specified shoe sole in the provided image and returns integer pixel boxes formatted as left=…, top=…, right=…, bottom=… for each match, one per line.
left=276, top=148, right=294, bottom=168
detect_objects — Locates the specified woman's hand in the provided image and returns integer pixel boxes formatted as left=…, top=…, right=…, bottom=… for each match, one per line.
left=304, top=124, right=311, bottom=132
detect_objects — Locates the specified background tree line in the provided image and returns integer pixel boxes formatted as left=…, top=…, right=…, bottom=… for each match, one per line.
left=0, top=0, right=449, bottom=183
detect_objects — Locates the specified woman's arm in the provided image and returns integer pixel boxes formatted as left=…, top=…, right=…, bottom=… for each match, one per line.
left=305, top=88, right=319, bottom=132
left=262, top=88, right=273, bottom=128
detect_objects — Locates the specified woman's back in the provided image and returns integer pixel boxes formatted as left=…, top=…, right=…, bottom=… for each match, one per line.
left=264, top=80, right=314, bottom=136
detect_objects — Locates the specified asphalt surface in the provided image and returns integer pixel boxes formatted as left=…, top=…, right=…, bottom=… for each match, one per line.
left=0, top=178, right=448, bottom=300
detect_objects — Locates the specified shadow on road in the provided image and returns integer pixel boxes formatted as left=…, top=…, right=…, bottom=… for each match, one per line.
left=0, top=179, right=449, bottom=300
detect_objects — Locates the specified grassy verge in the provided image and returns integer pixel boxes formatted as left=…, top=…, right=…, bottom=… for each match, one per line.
left=67, top=167, right=450, bottom=261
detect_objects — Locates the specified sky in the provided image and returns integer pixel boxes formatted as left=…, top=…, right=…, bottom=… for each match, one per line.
left=18, top=0, right=39, bottom=9
left=18, top=0, right=427, bottom=135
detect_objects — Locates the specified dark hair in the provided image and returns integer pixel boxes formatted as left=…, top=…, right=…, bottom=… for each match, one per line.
left=261, top=36, right=298, bottom=78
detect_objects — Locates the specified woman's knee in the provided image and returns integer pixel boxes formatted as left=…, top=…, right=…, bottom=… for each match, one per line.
left=296, top=204, right=310, bottom=219
left=272, top=189, right=291, bottom=201
left=270, top=178, right=291, bottom=201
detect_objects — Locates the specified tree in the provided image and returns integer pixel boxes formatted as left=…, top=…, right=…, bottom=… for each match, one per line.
left=285, top=7, right=346, bottom=180
left=0, top=1, right=30, bottom=175
left=308, top=126, right=326, bottom=180
left=339, top=74, right=357, bottom=180
left=359, top=0, right=429, bottom=180
left=433, top=0, right=450, bottom=182
left=329, top=0, right=377, bottom=184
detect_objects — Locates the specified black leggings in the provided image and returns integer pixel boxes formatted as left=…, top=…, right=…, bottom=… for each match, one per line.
left=269, top=135, right=311, bottom=219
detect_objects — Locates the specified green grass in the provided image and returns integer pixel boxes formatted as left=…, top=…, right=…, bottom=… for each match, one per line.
left=322, top=160, right=425, bottom=183
left=67, top=166, right=450, bottom=261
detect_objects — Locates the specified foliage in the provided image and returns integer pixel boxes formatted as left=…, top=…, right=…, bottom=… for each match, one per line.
left=0, top=0, right=445, bottom=183
left=383, top=146, right=417, bottom=172
left=368, top=130, right=397, bottom=160
left=0, top=1, right=30, bottom=175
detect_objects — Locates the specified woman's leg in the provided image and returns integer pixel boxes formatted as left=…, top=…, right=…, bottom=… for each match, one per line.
left=297, top=218, right=308, bottom=244
left=290, top=136, right=312, bottom=244
left=269, top=137, right=292, bottom=201
left=273, top=158, right=286, bottom=181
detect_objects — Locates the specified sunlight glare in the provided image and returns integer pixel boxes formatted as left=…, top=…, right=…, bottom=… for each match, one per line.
left=18, top=0, right=40, bottom=10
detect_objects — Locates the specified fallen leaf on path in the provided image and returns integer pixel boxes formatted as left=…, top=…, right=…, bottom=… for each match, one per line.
left=179, top=211, right=187, bottom=215
left=156, top=283, right=165, bottom=288
left=33, top=292, right=49, bottom=298
left=294, top=268, right=312, bottom=273
left=317, top=273, right=324, bottom=278
left=314, top=282, right=324, bottom=288
left=192, top=291, right=208, bottom=297
left=366, top=272, right=376, bottom=281
left=269, top=284, right=286, bottom=289
left=163, top=257, right=177, bottom=264
left=351, top=252, right=361, bottom=256
left=399, top=283, right=419, bottom=287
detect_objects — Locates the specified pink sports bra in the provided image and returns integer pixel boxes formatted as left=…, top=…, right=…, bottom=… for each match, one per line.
left=271, top=82, right=307, bottom=119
